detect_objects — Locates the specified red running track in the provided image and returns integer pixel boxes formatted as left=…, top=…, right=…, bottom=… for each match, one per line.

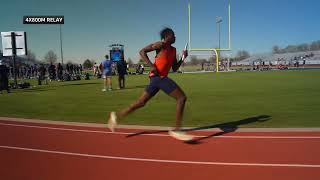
left=0, top=119, right=320, bottom=180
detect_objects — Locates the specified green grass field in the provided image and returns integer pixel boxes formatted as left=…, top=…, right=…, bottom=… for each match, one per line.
left=1, top=70, right=320, bottom=128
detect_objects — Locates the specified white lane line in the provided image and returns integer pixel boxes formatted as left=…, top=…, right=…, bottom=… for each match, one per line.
left=1, top=122, right=320, bottom=139
left=0, top=145, right=319, bottom=168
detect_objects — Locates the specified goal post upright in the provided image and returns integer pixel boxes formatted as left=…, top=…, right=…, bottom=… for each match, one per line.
left=228, top=0, right=231, bottom=50
left=188, top=2, right=191, bottom=51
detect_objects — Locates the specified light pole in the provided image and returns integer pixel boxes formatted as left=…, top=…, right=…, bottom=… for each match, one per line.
left=216, top=16, right=223, bottom=49
left=59, top=24, right=64, bottom=65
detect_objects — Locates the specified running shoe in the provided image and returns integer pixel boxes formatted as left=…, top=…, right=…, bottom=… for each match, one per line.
left=169, top=130, right=194, bottom=141
left=108, top=112, right=117, bottom=132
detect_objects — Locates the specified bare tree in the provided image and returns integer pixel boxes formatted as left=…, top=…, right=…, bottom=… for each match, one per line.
left=189, top=55, right=199, bottom=65
left=127, top=57, right=134, bottom=67
left=44, top=50, right=57, bottom=64
left=272, top=45, right=280, bottom=54
left=310, top=40, right=320, bottom=51
left=26, top=50, right=37, bottom=63
left=297, top=44, right=309, bottom=52
left=236, top=50, right=250, bottom=60
left=83, top=59, right=93, bottom=69
left=272, top=40, right=320, bottom=54
left=66, top=61, right=73, bottom=65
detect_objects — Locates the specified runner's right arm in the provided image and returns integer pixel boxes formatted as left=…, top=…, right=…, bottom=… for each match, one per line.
left=139, top=41, right=163, bottom=74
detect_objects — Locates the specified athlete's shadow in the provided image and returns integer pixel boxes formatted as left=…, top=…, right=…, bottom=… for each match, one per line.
left=60, top=82, right=100, bottom=86
left=126, top=115, right=271, bottom=143
left=122, top=85, right=146, bottom=90
left=183, top=115, right=271, bottom=144
left=10, top=86, right=57, bottom=93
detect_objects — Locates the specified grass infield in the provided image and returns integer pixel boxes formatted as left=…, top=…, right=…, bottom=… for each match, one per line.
left=1, top=70, right=320, bottom=128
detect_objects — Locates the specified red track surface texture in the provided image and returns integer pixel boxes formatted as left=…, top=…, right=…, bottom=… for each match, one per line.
left=1, top=119, right=320, bottom=180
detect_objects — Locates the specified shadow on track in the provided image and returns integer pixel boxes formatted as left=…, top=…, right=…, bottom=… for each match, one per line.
left=126, top=115, right=271, bottom=144
left=184, top=115, right=271, bottom=144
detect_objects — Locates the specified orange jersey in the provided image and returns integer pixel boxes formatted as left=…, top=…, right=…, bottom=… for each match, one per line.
left=152, top=44, right=176, bottom=77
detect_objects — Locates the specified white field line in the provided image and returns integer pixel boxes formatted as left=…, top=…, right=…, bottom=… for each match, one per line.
left=1, top=122, right=320, bottom=139
left=0, top=145, right=319, bottom=168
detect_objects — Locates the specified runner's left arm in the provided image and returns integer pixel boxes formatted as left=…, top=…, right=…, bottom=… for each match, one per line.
left=172, top=50, right=188, bottom=72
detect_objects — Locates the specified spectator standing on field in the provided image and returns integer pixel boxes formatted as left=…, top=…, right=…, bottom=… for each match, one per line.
left=101, top=55, right=113, bottom=91
left=0, top=60, right=10, bottom=93
left=57, top=63, right=63, bottom=81
left=38, top=64, right=47, bottom=85
left=117, top=60, right=127, bottom=89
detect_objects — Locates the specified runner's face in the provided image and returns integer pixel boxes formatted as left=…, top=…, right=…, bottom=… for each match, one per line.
left=166, top=31, right=175, bottom=44
left=170, top=32, right=176, bottom=44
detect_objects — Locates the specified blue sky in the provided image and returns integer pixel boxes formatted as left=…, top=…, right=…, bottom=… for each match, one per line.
left=0, top=0, right=319, bottom=63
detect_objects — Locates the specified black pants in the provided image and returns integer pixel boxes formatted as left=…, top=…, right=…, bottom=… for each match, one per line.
left=118, top=75, right=125, bottom=89
left=38, top=75, right=45, bottom=85
left=0, top=77, right=9, bottom=92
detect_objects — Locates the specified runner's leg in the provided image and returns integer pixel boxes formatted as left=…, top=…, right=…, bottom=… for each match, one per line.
left=117, top=91, right=153, bottom=119
left=169, top=86, right=187, bottom=130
